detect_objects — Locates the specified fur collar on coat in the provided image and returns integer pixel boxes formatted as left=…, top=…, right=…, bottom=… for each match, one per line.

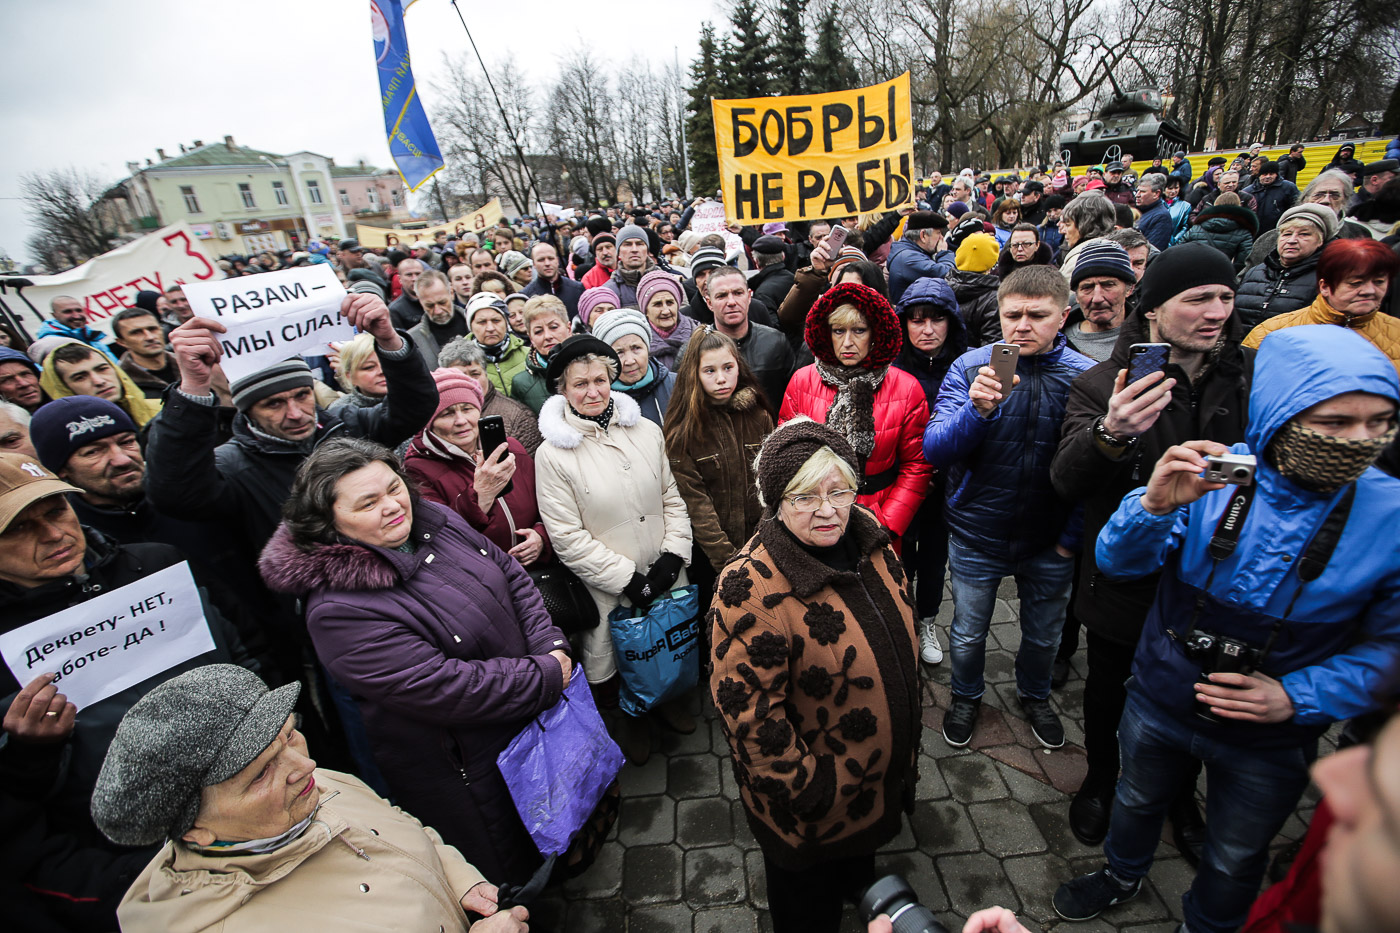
left=537, top=391, right=643, bottom=450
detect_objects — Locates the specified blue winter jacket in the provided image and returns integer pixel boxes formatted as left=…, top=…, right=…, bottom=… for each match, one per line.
left=887, top=238, right=955, bottom=304
left=924, top=334, right=1095, bottom=559
left=1098, top=326, right=1400, bottom=740
left=33, top=319, right=118, bottom=362
left=1135, top=198, right=1173, bottom=251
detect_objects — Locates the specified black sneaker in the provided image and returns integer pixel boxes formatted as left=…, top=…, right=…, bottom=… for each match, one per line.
left=1051, top=657, right=1072, bottom=689
left=942, top=696, right=980, bottom=747
left=1053, top=865, right=1142, bottom=921
left=1020, top=696, right=1065, bottom=748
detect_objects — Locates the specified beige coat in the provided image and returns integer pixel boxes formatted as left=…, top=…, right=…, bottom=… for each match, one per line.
left=116, top=770, right=487, bottom=933
left=535, top=391, right=692, bottom=683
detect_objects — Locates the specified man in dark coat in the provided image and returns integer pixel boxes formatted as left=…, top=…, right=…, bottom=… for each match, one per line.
left=1276, top=143, right=1307, bottom=183
left=1050, top=243, right=1250, bottom=854
left=0, top=453, right=254, bottom=933
left=748, top=235, right=798, bottom=316
left=387, top=257, right=425, bottom=330
left=520, top=241, right=585, bottom=320
left=1243, top=162, right=1300, bottom=233
left=706, top=265, right=796, bottom=410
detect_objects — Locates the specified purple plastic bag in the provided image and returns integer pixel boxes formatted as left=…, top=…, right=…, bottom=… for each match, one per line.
left=496, top=674, right=625, bottom=856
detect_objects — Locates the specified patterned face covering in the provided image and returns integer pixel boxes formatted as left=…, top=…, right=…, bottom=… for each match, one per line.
left=1266, top=419, right=1397, bottom=493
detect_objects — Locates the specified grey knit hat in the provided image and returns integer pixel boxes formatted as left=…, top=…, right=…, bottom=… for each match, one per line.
left=591, top=308, right=651, bottom=350
left=91, top=664, right=300, bottom=846
left=230, top=359, right=315, bottom=413
left=1277, top=203, right=1339, bottom=241
left=616, top=224, right=650, bottom=249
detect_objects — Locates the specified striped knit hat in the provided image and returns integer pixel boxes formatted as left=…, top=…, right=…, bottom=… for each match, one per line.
left=1069, top=239, right=1136, bottom=289
left=231, top=359, right=314, bottom=413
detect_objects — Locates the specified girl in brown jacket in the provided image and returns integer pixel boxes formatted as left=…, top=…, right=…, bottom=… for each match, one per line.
left=663, top=328, right=775, bottom=601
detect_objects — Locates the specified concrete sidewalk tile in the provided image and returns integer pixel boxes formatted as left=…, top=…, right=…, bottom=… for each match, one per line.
left=935, top=851, right=1021, bottom=916
left=622, top=844, right=683, bottom=904
left=628, top=903, right=694, bottom=932
left=744, top=849, right=769, bottom=910
left=884, top=817, right=918, bottom=853
left=993, top=761, right=1061, bottom=804
left=669, top=754, right=722, bottom=799
left=676, top=797, right=733, bottom=848
left=617, top=794, right=675, bottom=846
left=939, top=752, right=1010, bottom=801
left=983, top=650, right=1018, bottom=683
left=693, top=906, right=758, bottom=933
left=1000, top=851, right=1072, bottom=926
left=619, top=751, right=669, bottom=796
left=915, top=754, right=952, bottom=800
left=1122, top=923, right=1184, bottom=933
left=1146, top=857, right=1194, bottom=920
left=660, top=722, right=713, bottom=756
left=968, top=708, right=1015, bottom=748
left=1036, top=744, right=1089, bottom=795
left=984, top=744, right=1049, bottom=784
left=684, top=845, right=747, bottom=907
left=565, top=898, right=625, bottom=932
left=968, top=798, right=1050, bottom=856
left=562, top=840, right=624, bottom=898
left=1029, top=801, right=1109, bottom=860
left=875, top=849, right=951, bottom=913
left=910, top=799, right=982, bottom=853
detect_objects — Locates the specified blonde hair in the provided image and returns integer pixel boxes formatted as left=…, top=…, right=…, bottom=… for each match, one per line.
left=783, top=445, right=859, bottom=499
left=561, top=352, right=620, bottom=389
left=523, top=294, right=569, bottom=328
left=827, top=303, right=867, bottom=330
left=336, top=332, right=378, bottom=392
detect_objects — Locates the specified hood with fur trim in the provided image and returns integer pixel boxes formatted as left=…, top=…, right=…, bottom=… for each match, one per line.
left=258, top=523, right=403, bottom=596
left=537, top=390, right=643, bottom=450
left=803, top=282, right=903, bottom=369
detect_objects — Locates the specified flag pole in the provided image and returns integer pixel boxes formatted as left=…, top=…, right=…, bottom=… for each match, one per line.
left=448, top=0, right=546, bottom=218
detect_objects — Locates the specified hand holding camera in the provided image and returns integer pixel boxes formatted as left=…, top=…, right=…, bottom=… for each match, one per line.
left=1140, top=440, right=1233, bottom=516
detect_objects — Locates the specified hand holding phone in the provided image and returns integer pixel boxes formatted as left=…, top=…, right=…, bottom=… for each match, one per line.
left=477, top=415, right=514, bottom=497
left=825, top=224, right=848, bottom=255
left=970, top=344, right=1020, bottom=415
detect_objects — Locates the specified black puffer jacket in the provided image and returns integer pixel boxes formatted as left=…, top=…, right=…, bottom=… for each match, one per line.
left=0, top=531, right=252, bottom=932
left=947, top=269, right=1002, bottom=348
left=1180, top=204, right=1258, bottom=272
left=1234, top=249, right=1321, bottom=329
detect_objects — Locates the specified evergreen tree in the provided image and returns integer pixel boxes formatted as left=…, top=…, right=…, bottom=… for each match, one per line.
left=771, top=0, right=808, bottom=96
left=721, top=0, right=775, bottom=100
left=686, top=23, right=725, bottom=197
left=808, top=7, right=859, bottom=94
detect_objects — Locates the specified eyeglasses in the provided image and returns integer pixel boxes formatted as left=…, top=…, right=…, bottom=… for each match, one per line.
left=784, top=489, right=857, bottom=511
left=1009, top=241, right=1036, bottom=251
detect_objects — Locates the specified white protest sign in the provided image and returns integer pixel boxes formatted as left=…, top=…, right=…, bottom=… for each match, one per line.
left=181, top=264, right=353, bottom=383
left=0, top=562, right=215, bottom=711
left=690, top=200, right=744, bottom=255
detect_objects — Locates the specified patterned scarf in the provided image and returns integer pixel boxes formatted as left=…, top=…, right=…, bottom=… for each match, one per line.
left=1267, top=420, right=1397, bottom=493
left=570, top=397, right=615, bottom=432
left=616, top=259, right=657, bottom=288
left=815, top=361, right=887, bottom=460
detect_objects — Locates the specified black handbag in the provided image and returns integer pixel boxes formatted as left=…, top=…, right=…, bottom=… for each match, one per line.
left=498, top=499, right=599, bottom=634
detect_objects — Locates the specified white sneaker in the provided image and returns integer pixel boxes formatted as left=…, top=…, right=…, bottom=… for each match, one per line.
left=918, top=617, right=944, bottom=664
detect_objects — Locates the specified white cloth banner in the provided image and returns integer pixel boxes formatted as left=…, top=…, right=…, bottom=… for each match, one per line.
left=182, top=264, right=353, bottom=383
left=0, top=562, right=214, bottom=711
left=4, top=223, right=223, bottom=338
left=689, top=201, right=744, bottom=255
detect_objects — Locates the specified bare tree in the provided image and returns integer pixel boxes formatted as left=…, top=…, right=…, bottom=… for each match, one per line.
left=432, top=52, right=540, bottom=214
left=22, top=169, right=118, bottom=271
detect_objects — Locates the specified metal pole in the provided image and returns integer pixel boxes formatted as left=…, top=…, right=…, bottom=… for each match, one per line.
left=676, top=47, right=692, bottom=200
left=450, top=0, right=544, bottom=216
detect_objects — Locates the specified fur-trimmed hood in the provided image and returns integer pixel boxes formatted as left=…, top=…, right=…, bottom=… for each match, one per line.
left=537, top=390, right=642, bottom=450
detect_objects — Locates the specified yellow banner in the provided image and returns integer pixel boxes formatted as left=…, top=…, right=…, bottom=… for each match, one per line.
left=712, top=74, right=914, bottom=225
left=350, top=198, right=506, bottom=249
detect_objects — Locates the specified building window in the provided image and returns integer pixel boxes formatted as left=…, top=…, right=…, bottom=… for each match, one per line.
left=306, top=179, right=323, bottom=204
left=181, top=186, right=201, bottom=213
left=272, top=181, right=288, bottom=205
left=239, top=183, right=256, bottom=209
left=367, top=188, right=379, bottom=208
left=339, top=189, right=351, bottom=207
left=391, top=188, right=403, bottom=207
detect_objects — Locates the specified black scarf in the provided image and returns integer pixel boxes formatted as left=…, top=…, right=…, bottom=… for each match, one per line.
left=570, top=397, right=615, bottom=431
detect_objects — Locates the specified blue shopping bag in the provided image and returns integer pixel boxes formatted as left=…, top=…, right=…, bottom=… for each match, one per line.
left=496, top=674, right=624, bottom=856
left=608, top=585, right=701, bottom=717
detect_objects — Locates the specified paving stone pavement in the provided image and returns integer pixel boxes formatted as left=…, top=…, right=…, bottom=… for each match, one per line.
left=534, top=583, right=1328, bottom=932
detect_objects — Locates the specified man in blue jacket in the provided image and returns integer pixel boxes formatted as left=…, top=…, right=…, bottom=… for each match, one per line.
left=924, top=266, right=1095, bottom=749
left=1132, top=174, right=1173, bottom=251
left=1053, top=325, right=1400, bottom=933
left=34, top=296, right=118, bottom=362
left=887, top=211, right=954, bottom=302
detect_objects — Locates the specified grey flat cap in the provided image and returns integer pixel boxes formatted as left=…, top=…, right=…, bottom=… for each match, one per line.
left=91, top=664, right=300, bottom=846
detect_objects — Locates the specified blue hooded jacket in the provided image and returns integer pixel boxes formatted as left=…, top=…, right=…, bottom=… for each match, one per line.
left=33, top=318, right=117, bottom=362
left=1098, top=326, right=1400, bottom=741
left=924, top=333, right=1094, bottom=559
left=887, top=237, right=955, bottom=304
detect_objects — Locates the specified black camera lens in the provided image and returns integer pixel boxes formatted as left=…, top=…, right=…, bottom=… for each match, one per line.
left=859, top=875, right=949, bottom=933
left=1231, top=466, right=1249, bottom=480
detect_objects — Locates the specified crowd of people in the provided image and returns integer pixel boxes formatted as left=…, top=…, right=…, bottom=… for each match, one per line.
left=1, top=141, right=1399, bottom=933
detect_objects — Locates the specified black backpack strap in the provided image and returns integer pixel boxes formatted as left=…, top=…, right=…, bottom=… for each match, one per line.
left=1296, top=485, right=1357, bottom=583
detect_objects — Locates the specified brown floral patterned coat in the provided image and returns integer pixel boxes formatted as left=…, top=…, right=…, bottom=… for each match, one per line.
left=709, top=506, right=921, bottom=870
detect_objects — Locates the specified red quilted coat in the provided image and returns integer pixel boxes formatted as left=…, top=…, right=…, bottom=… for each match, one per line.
left=779, top=366, right=931, bottom=541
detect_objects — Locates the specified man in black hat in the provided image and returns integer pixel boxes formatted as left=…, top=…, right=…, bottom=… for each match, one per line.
left=338, top=239, right=388, bottom=302
left=1351, top=158, right=1399, bottom=211
left=888, top=211, right=954, bottom=302
left=1019, top=181, right=1047, bottom=224
left=748, top=234, right=797, bottom=316
left=1243, top=161, right=1300, bottom=233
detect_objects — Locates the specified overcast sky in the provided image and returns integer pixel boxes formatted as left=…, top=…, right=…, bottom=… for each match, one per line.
left=0, top=0, right=722, bottom=265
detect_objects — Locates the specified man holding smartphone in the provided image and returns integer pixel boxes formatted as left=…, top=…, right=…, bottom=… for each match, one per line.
left=923, top=266, right=1094, bottom=748
left=1050, top=242, right=1249, bottom=852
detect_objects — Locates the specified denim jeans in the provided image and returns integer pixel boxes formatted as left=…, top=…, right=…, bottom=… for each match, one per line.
left=1104, top=688, right=1315, bottom=933
left=946, top=535, right=1076, bottom=700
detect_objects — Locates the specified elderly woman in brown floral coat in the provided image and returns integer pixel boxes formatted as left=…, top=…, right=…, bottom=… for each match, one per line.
left=709, top=417, right=921, bottom=933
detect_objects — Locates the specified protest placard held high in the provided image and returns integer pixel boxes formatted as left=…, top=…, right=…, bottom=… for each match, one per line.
left=711, top=73, right=915, bottom=224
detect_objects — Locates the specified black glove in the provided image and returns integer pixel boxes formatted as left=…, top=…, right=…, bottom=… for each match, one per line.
left=646, top=552, right=685, bottom=595
left=623, top=572, right=655, bottom=609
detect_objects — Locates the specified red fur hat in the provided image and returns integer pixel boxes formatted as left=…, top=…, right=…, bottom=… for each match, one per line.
left=804, top=282, right=902, bottom=370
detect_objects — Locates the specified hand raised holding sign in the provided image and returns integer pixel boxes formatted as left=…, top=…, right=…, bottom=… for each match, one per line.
left=171, top=316, right=228, bottom=396
left=342, top=294, right=404, bottom=352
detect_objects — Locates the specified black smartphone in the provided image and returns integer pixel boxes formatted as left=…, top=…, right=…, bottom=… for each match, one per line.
left=478, top=415, right=513, bottom=495
left=1127, top=343, right=1171, bottom=385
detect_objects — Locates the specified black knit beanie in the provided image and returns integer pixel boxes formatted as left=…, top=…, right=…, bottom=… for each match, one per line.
left=754, top=417, right=861, bottom=511
left=1135, top=242, right=1238, bottom=316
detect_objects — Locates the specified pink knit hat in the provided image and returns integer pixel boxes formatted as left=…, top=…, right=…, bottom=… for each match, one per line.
left=430, top=367, right=483, bottom=421
left=578, top=286, right=618, bottom=327
left=636, top=270, right=684, bottom=317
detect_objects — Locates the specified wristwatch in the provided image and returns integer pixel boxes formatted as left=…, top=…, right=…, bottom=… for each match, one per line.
left=1093, top=415, right=1136, bottom=451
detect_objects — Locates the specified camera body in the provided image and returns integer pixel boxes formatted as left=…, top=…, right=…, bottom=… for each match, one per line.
left=1203, top=452, right=1256, bottom=485
left=1180, top=630, right=1264, bottom=722
left=859, top=875, right=949, bottom=933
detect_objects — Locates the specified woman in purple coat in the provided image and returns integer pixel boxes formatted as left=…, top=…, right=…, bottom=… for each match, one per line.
left=260, top=437, right=572, bottom=886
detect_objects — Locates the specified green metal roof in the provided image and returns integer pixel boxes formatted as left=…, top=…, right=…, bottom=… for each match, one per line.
left=330, top=164, right=387, bottom=177
left=149, top=143, right=288, bottom=169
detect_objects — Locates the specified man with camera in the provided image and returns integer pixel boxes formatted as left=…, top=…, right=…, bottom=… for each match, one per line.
left=1050, top=243, right=1251, bottom=855
left=1053, top=324, right=1400, bottom=933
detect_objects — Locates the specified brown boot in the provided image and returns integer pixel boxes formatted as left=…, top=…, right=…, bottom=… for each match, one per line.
left=617, top=713, right=651, bottom=766
left=655, top=696, right=696, bottom=734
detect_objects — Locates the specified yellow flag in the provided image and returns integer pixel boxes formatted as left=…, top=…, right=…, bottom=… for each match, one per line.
left=711, top=73, right=915, bottom=225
